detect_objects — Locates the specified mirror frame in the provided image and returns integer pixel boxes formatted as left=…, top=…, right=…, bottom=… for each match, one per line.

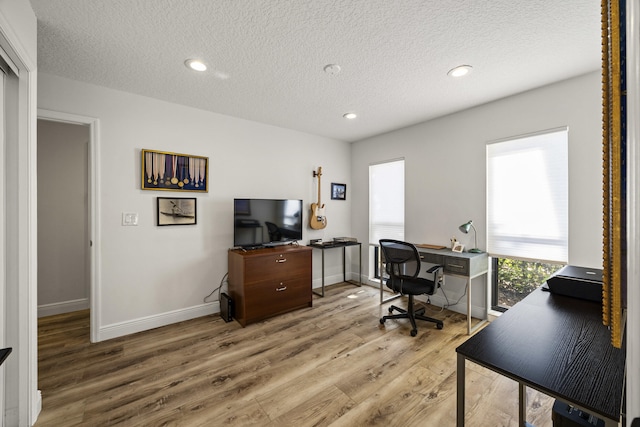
left=601, top=0, right=626, bottom=349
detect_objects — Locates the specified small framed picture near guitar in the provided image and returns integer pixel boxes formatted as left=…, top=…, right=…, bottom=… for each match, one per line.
left=331, top=183, right=346, bottom=200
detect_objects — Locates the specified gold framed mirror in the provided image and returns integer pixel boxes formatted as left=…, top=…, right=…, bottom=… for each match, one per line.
left=601, top=0, right=626, bottom=349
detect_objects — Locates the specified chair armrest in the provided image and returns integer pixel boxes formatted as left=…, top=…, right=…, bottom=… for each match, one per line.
left=426, top=265, right=443, bottom=273
left=425, top=265, right=444, bottom=289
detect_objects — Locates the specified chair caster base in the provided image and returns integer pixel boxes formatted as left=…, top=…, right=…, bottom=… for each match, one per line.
left=380, top=301, right=444, bottom=335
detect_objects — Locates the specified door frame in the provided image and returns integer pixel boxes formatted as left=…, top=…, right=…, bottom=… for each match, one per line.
left=37, top=109, right=101, bottom=343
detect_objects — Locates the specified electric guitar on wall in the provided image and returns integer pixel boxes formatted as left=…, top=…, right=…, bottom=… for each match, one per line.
left=310, top=167, right=327, bottom=229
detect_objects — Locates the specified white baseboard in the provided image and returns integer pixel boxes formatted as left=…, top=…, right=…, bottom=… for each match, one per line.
left=33, top=390, right=42, bottom=425
left=38, top=298, right=89, bottom=318
left=96, top=302, right=220, bottom=342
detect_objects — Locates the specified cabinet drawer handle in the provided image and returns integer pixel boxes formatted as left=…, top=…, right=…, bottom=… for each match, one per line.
left=449, top=263, right=465, bottom=269
left=276, top=258, right=287, bottom=263
left=276, top=286, right=287, bottom=292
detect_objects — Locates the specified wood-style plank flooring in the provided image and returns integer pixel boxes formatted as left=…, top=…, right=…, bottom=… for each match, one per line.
left=35, top=283, right=553, bottom=426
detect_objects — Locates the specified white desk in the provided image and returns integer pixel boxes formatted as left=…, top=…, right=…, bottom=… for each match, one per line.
left=379, top=246, right=489, bottom=335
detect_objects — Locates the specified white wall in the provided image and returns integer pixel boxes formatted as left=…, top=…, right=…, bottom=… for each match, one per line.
left=351, top=71, right=603, bottom=317
left=37, top=120, right=90, bottom=316
left=625, top=2, right=640, bottom=423
left=0, top=0, right=39, bottom=424
left=37, top=73, right=353, bottom=341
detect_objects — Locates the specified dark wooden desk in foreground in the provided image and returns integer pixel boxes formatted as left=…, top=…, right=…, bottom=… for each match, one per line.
left=456, top=287, right=626, bottom=426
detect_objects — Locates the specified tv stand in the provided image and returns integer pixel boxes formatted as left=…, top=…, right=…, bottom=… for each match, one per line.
left=228, top=245, right=312, bottom=326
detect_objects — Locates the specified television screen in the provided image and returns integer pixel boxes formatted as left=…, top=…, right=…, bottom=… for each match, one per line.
left=233, top=198, right=303, bottom=248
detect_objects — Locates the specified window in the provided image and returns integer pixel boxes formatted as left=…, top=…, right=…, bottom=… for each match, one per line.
left=283, top=199, right=299, bottom=227
left=487, top=128, right=568, bottom=308
left=369, top=159, right=404, bottom=277
left=491, top=257, right=561, bottom=309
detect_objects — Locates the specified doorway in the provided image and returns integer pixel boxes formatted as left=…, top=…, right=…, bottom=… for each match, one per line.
left=37, top=119, right=89, bottom=318
left=36, top=110, right=100, bottom=342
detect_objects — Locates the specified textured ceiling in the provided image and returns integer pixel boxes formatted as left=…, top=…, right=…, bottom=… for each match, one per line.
left=29, top=0, right=601, bottom=142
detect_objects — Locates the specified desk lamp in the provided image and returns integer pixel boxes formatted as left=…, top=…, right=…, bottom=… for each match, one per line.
left=458, top=220, right=482, bottom=253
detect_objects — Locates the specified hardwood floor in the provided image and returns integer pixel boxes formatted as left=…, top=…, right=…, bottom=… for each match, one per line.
left=36, top=283, right=553, bottom=426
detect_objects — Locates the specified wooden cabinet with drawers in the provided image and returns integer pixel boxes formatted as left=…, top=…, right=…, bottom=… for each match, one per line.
left=228, top=245, right=312, bottom=327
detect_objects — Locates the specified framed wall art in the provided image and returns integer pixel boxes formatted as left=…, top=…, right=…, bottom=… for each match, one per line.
left=601, top=0, right=627, bottom=349
left=142, top=149, right=208, bottom=192
left=331, top=183, right=346, bottom=200
left=157, top=197, right=197, bottom=226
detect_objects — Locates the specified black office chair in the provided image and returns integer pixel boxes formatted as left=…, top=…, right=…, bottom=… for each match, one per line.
left=379, top=239, right=444, bottom=336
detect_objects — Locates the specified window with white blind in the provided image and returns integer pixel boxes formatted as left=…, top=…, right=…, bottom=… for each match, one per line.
left=487, top=128, right=568, bottom=263
left=369, top=159, right=405, bottom=245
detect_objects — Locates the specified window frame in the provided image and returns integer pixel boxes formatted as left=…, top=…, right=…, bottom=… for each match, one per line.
left=486, top=127, right=569, bottom=264
left=369, top=158, right=405, bottom=279
left=487, top=128, right=569, bottom=309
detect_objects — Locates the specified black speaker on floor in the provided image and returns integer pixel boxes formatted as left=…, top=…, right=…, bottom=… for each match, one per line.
left=220, top=293, right=233, bottom=322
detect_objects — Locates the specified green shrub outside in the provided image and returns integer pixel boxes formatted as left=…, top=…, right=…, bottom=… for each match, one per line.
left=497, top=258, right=562, bottom=307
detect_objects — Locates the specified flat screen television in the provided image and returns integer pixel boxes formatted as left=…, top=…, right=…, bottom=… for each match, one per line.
left=233, top=198, right=303, bottom=248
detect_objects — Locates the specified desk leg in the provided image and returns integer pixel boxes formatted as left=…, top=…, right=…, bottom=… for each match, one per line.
left=350, top=244, right=361, bottom=286
left=320, top=250, right=325, bottom=296
left=467, top=275, right=490, bottom=335
left=457, top=354, right=465, bottom=426
left=342, top=247, right=346, bottom=282
left=313, top=250, right=326, bottom=297
left=344, top=244, right=362, bottom=287
left=359, top=243, right=362, bottom=284
left=467, top=278, right=472, bottom=334
left=519, top=383, right=527, bottom=427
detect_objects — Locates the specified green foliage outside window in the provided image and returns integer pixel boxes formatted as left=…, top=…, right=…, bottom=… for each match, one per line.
left=497, top=258, right=562, bottom=308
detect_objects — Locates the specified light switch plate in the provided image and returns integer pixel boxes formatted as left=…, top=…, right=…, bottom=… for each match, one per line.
left=122, top=212, right=139, bottom=226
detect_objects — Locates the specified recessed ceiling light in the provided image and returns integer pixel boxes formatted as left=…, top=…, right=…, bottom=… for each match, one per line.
left=185, top=59, right=207, bottom=72
left=343, top=112, right=357, bottom=119
left=447, top=65, right=473, bottom=77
